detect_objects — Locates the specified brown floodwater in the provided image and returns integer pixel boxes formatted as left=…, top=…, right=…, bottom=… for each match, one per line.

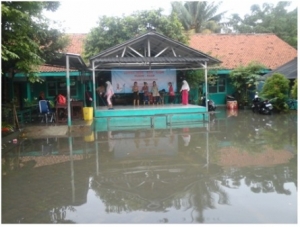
left=1, top=109, right=297, bottom=224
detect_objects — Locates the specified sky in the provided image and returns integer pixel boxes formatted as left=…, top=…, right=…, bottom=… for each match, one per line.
left=43, top=0, right=298, bottom=33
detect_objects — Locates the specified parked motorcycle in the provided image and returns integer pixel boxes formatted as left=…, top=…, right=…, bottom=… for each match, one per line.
left=252, top=98, right=273, bottom=115
left=201, top=95, right=216, bottom=111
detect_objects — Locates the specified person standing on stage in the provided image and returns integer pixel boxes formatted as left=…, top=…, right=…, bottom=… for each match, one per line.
left=105, top=81, right=114, bottom=109
left=168, top=82, right=175, bottom=104
left=132, top=81, right=139, bottom=106
left=180, top=80, right=190, bottom=105
left=141, top=81, right=149, bottom=105
left=151, top=81, right=160, bottom=105
left=96, top=84, right=106, bottom=106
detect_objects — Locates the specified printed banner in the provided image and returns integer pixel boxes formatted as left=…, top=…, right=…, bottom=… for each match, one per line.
left=111, top=69, right=176, bottom=93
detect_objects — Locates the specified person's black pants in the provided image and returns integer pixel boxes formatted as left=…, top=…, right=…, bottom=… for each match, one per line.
left=86, top=100, right=92, bottom=107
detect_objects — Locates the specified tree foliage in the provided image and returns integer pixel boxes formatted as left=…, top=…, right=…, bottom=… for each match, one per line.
left=226, top=2, right=297, bottom=48
left=1, top=1, right=70, bottom=82
left=171, top=1, right=227, bottom=34
left=229, top=62, right=265, bottom=105
left=83, top=9, right=187, bottom=60
left=261, top=73, right=290, bottom=112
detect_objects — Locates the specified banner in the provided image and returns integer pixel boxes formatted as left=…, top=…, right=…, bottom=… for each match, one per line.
left=111, top=69, right=176, bottom=93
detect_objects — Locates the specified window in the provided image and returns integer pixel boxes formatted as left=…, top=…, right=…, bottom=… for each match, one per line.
left=209, top=77, right=226, bottom=93
left=47, top=78, right=78, bottom=97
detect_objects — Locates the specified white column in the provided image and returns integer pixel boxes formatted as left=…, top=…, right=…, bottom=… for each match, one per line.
left=66, top=55, right=72, bottom=127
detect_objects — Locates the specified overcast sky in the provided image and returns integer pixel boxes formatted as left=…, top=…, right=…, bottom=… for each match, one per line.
left=43, top=0, right=298, bottom=33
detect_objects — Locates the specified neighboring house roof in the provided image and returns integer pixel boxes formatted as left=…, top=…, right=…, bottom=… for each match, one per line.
left=40, top=33, right=297, bottom=72
left=65, top=33, right=86, bottom=54
left=189, top=33, right=297, bottom=70
left=39, top=33, right=87, bottom=72
left=262, top=57, right=297, bottom=79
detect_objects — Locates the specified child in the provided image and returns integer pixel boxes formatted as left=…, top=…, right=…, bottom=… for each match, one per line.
left=105, top=81, right=114, bottom=109
left=151, top=81, right=160, bottom=105
left=168, top=82, right=175, bottom=104
left=132, top=81, right=139, bottom=106
left=141, top=82, right=149, bottom=105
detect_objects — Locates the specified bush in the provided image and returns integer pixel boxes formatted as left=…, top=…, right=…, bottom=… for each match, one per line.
left=261, top=73, right=290, bottom=112
left=229, top=62, right=265, bottom=106
left=291, top=79, right=297, bottom=99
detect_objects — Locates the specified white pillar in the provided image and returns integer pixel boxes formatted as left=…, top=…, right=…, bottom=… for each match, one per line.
left=92, top=60, right=96, bottom=115
left=66, top=55, right=72, bottom=127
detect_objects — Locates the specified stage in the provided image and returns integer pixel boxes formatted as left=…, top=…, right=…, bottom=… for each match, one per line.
left=93, top=104, right=210, bottom=131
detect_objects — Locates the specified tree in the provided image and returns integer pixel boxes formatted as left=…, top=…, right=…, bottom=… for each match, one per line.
left=229, top=62, right=265, bottom=106
left=1, top=1, right=70, bottom=82
left=226, top=2, right=297, bottom=48
left=261, top=73, right=290, bottom=112
left=84, top=9, right=187, bottom=60
left=171, top=1, right=227, bottom=34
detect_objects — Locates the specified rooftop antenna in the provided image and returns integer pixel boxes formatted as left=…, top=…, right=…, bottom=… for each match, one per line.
left=146, top=23, right=156, bottom=31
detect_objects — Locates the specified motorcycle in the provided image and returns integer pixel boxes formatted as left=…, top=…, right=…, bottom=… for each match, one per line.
left=201, top=96, right=216, bottom=111
left=252, top=98, right=273, bottom=115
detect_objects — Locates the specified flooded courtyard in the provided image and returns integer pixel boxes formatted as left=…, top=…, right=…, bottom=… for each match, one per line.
left=1, top=108, right=297, bottom=224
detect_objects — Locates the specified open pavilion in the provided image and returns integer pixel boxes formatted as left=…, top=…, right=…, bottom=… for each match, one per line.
left=48, top=32, right=221, bottom=129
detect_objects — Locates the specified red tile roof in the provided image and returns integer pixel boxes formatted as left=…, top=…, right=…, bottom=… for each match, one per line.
left=40, top=33, right=297, bottom=72
left=39, top=33, right=87, bottom=72
left=64, top=33, right=86, bottom=55
left=189, top=33, right=297, bottom=70
left=39, top=65, right=75, bottom=72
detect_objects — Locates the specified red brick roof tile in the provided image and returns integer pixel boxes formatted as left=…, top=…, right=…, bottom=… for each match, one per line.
left=189, top=33, right=297, bottom=70
left=39, top=33, right=87, bottom=72
left=64, top=33, right=87, bottom=55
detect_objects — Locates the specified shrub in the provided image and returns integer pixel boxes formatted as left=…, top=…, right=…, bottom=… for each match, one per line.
left=291, top=79, right=297, bottom=99
left=229, top=62, right=265, bottom=106
left=261, top=73, right=290, bottom=112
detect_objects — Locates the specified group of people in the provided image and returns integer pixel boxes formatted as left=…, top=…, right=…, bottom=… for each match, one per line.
left=132, top=81, right=161, bottom=106
left=38, top=79, right=190, bottom=112
left=131, top=80, right=190, bottom=106
left=88, top=79, right=190, bottom=109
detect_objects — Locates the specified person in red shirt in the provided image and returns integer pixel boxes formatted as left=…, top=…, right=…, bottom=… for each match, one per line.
left=168, top=82, right=175, bottom=104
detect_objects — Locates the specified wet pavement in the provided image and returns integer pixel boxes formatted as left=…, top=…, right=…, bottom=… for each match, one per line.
left=1, top=108, right=297, bottom=224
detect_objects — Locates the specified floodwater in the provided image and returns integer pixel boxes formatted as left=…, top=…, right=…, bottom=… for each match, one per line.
left=1, top=108, right=297, bottom=224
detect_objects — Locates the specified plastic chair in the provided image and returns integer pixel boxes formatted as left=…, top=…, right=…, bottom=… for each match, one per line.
left=39, top=100, right=55, bottom=123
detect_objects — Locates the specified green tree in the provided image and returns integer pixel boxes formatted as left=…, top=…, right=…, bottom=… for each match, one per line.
left=84, top=9, right=187, bottom=60
left=229, top=62, right=265, bottom=106
left=1, top=1, right=69, bottom=82
left=227, top=2, right=297, bottom=48
left=171, top=1, right=227, bottom=34
left=261, top=73, right=290, bottom=112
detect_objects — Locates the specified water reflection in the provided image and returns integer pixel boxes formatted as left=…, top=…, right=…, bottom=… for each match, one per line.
left=1, top=110, right=297, bottom=224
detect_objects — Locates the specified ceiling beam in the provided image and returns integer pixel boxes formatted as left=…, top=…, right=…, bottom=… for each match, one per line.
left=155, top=46, right=169, bottom=57
left=127, top=46, right=144, bottom=57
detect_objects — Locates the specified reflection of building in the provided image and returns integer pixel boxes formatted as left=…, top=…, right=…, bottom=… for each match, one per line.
left=111, top=130, right=178, bottom=158
left=2, top=116, right=298, bottom=223
left=2, top=154, right=92, bottom=223
left=91, top=158, right=223, bottom=213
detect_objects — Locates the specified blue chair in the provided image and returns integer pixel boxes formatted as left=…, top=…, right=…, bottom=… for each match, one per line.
left=39, top=100, right=55, bottom=123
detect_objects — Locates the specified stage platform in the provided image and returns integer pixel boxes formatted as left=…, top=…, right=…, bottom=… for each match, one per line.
left=93, top=104, right=210, bottom=131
